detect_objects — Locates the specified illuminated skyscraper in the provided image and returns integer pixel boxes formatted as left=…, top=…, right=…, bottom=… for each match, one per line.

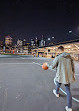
left=31, top=39, right=35, bottom=46
left=23, top=39, right=26, bottom=46
left=17, top=39, right=23, bottom=46
left=17, top=39, right=23, bottom=53
left=5, top=35, right=12, bottom=47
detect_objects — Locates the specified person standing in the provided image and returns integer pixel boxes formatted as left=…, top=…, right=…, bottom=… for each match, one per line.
left=46, top=46, right=76, bottom=111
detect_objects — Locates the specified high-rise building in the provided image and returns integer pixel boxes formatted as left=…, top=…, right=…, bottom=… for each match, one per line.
left=17, top=39, right=23, bottom=47
left=5, top=35, right=12, bottom=47
left=23, top=39, right=26, bottom=46
left=0, top=41, right=3, bottom=52
left=38, top=35, right=45, bottom=47
left=0, top=41, right=3, bottom=47
left=31, top=39, right=35, bottom=46
left=17, top=39, right=23, bottom=53
left=23, top=43, right=31, bottom=55
left=35, top=37, right=38, bottom=46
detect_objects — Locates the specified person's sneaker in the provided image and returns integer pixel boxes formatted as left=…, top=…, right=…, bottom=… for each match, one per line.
left=65, top=106, right=72, bottom=111
left=53, top=89, right=59, bottom=97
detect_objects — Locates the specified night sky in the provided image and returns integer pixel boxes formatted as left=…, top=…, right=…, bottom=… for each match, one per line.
left=0, top=0, right=79, bottom=44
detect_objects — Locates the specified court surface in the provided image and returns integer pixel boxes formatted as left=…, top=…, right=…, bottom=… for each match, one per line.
left=0, top=55, right=79, bottom=111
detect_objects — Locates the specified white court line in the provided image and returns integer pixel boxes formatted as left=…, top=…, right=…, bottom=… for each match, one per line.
left=33, top=62, right=79, bottom=76
left=54, top=78, right=79, bottom=103
left=21, top=58, right=26, bottom=59
left=75, top=74, right=79, bottom=76
left=33, top=62, right=79, bottom=103
left=0, top=63, right=34, bottom=65
left=33, top=62, right=42, bottom=66
left=0, top=62, right=78, bottom=76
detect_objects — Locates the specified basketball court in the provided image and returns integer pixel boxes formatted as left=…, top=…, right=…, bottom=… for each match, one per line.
left=0, top=55, right=79, bottom=111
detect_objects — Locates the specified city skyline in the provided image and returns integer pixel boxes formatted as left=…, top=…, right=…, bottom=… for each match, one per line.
left=0, top=0, right=79, bottom=44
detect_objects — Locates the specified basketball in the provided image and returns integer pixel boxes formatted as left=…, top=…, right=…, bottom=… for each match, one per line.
left=42, top=63, right=48, bottom=70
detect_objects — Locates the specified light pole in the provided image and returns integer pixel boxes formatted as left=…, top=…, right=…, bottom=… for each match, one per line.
left=69, top=30, right=79, bottom=38
left=47, top=36, right=55, bottom=45
left=52, top=36, right=55, bottom=39
left=47, top=36, right=55, bottom=41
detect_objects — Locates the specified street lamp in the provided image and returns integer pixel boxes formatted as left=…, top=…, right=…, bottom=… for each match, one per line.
left=52, top=36, right=55, bottom=39
left=69, top=30, right=72, bottom=33
left=68, top=30, right=79, bottom=37
left=48, top=36, right=55, bottom=41
left=47, top=36, right=55, bottom=45
left=48, top=38, right=51, bottom=41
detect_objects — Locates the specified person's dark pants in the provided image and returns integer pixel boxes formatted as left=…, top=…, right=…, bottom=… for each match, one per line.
left=56, top=81, right=72, bottom=108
